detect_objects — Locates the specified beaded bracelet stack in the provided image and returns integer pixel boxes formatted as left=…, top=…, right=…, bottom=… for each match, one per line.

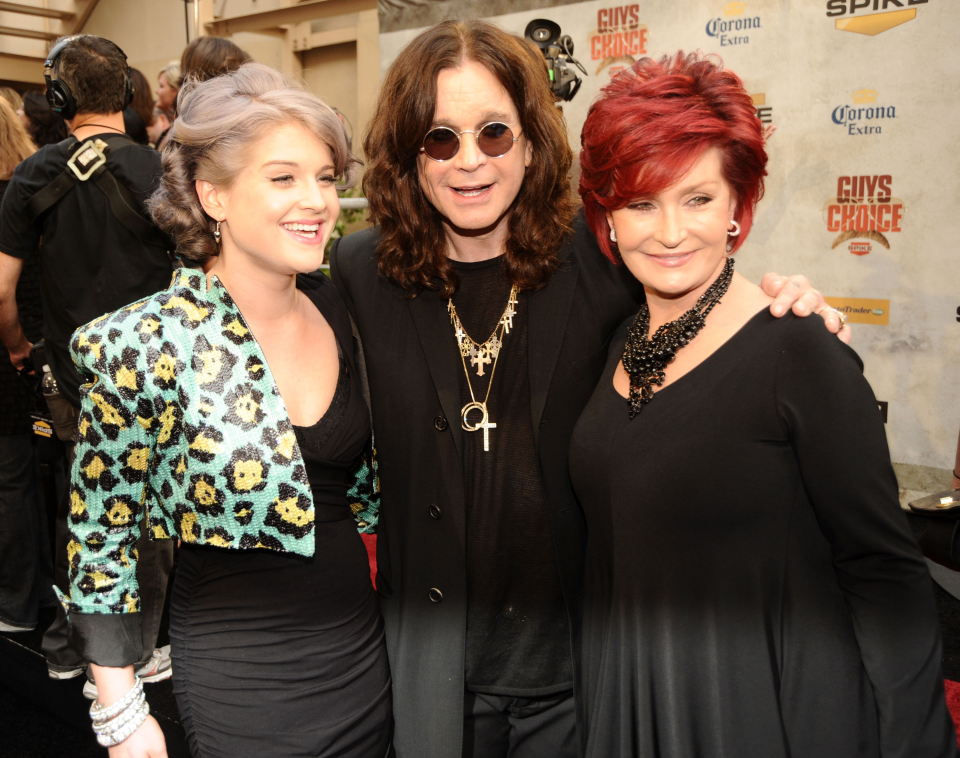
left=89, top=678, right=150, bottom=748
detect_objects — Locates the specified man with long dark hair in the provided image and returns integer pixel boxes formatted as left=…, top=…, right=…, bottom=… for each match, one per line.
left=331, top=20, right=845, bottom=758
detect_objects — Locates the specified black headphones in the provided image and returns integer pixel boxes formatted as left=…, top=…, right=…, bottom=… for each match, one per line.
left=44, top=36, right=134, bottom=121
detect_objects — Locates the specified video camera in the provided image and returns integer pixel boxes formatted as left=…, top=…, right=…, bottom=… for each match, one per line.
left=524, top=19, right=587, bottom=102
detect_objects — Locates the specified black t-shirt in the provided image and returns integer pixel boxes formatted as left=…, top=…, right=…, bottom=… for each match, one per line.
left=452, top=257, right=573, bottom=697
left=0, top=133, right=173, bottom=406
left=0, top=180, right=43, bottom=435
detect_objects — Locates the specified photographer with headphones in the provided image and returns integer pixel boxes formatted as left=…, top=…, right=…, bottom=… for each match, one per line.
left=0, top=35, right=174, bottom=690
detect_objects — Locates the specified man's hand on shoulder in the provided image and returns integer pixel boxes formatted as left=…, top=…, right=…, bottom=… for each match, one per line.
left=760, top=272, right=851, bottom=345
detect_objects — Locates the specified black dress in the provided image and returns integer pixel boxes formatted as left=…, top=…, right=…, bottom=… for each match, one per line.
left=169, top=339, right=391, bottom=758
left=569, top=310, right=956, bottom=758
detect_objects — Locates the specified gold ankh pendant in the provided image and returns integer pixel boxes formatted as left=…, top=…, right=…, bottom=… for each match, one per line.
left=462, top=401, right=497, bottom=452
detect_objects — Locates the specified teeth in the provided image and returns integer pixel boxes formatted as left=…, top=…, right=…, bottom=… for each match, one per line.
left=283, top=222, right=320, bottom=235
left=454, top=187, right=488, bottom=197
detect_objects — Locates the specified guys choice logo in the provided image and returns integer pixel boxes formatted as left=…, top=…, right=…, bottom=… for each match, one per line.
left=826, top=0, right=930, bottom=36
left=588, top=4, right=648, bottom=77
left=705, top=2, right=762, bottom=47
left=822, top=175, right=905, bottom=255
left=832, top=89, right=897, bottom=135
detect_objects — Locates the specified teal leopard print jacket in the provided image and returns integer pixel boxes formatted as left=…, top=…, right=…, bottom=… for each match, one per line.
left=62, top=268, right=378, bottom=616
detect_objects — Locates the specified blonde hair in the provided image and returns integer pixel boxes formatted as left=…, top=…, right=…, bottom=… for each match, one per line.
left=159, top=61, right=182, bottom=90
left=0, top=86, right=23, bottom=112
left=148, top=62, right=357, bottom=264
left=0, top=98, right=36, bottom=180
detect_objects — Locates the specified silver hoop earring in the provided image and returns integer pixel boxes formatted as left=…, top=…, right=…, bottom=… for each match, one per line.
left=609, top=226, right=617, bottom=243
left=727, top=219, right=741, bottom=237
left=213, top=220, right=221, bottom=245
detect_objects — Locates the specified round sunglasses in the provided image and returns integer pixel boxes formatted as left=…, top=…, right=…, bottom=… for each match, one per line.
left=419, top=122, right=522, bottom=162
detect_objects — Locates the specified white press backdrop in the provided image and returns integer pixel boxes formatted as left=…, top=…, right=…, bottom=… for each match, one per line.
left=380, top=0, right=960, bottom=471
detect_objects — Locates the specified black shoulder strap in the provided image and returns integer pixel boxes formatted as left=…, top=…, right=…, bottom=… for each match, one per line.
left=26, top=135, right=169, bottom=249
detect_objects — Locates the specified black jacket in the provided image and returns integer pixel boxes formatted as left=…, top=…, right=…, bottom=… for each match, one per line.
left=330, top=212, right=642, bottom=758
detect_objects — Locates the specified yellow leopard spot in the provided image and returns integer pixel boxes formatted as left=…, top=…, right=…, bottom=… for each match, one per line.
left=88, top=571, right=117, bottom=591
left=234, top=504, right=252, bottom=521
left=151, top=522, right=170, bottom=539
left=114, top=365, right=139, bottom=391
left=232, top=393, right=260, bottom=424
left=206, top=531, right=232, bottom=548
left=70, top=490, right=87, bottom=518
left=180, top=512, right=198, bottom=542
left=82, top=455, right=109, bottom=480
left=275, top=430, right=297, bottom=460
left=104, top=500, right=134, bottom=527
left=231, top=459, right=263, bottom=491
left=199, top=400, right=214, bottom=416
left=157, top=404, right=177, bottom=445
left=223, top=317, right=249, bottom=339
left=153, top=352, right=177, bottom=382
left=125, top=447, right=150, bottom=471
left=122, top=592, right=138, bottom=612
left=273, top=496, right=313, bottom=528
left=78, top=417, right=92, bottom=438
left=349, top=502, right=363, bottom=515
left=195, top=348, right=224, bottom=386
left=118, top=546, right=131, bottom=567
left=77, top=333, right=103, bottom=360
left=189, top=431, right=221, bottom=457
left=194, top=479, right=218, bottom=507
left=138, top=318, right=160, bottom=334
left=67, top=539, right=82, bottom=565
left=162, top=296, right=209, bottom=324
left=90, top=392, right=126, bottom=429
left=176, top=457, right=187, bottom=475
left=247, top=362, right=264, bottom=374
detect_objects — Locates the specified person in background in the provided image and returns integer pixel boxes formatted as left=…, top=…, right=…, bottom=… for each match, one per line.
left=122, top=68, right=155, bottom=146
left=0, top=98, right=52, bottom=634
left=145, top=107, right=170, bottom=149
left=70, top=62, right=389, bottom=758
left=0, top=86, right=23, bottom=112
left=571, top=51, right=956, bottom=758
left=0, top=34, right=174, bottom=691
left=154, top=61, right=181, bottom=150
left=180, top=35, right=251, bottom=83
left=20, top=90, right=67, bottom=147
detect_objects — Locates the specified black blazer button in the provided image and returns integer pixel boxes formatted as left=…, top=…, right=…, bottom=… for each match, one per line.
left=428, top=588, right=443, bottom=603
left=429, top=504, right=441, bottom=520
left=434, top=416, right=448, bottom=431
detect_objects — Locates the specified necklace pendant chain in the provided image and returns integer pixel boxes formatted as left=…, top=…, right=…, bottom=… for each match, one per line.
left=450, top=285, right=518, bottom=452
left=621, top=257, right=735, bottom=419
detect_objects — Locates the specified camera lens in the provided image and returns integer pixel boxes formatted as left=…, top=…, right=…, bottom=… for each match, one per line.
left=532, top=27, right=552, bottom=42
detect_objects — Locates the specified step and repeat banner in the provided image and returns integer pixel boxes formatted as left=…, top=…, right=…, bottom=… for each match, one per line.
left=380, top=0, right=959, bottom=471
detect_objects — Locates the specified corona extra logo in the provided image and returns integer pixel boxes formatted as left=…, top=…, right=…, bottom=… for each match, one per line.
left=826, top=0, right=930, bottom=36
left=590, top=4, right=648, bottom=77
left=831, top=90, right=896, bottom=135
left=706, top=3, right=761, bottom=46
left=822, top=175, right=905, bottom=253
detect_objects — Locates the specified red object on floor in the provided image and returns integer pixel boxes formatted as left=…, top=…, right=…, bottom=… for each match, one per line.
left=945, top=680, right=960, bottom=746
left=361, top=533, right=377, bottom=588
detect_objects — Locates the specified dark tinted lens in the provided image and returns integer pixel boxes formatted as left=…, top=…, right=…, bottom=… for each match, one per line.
left=478, top=123, right=515, bottom=157
left=423, top=128, right=460, bottom=160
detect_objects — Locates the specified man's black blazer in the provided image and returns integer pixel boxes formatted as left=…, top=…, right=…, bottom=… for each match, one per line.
left=329, top=211, right=642, bottom=758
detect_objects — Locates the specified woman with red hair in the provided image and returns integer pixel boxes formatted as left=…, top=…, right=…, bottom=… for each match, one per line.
left=570, top=52, right=956, bottom=757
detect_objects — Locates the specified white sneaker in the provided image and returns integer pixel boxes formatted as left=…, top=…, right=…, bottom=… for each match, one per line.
left=48, top=664, right=85, bottom=680
left=82, top=646, right=173, bottom=700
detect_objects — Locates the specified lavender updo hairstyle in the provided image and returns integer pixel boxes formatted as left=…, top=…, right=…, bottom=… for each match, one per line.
left=149, top=62, right=357, bottom=264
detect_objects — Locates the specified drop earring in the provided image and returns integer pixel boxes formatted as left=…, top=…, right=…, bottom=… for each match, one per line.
left=214, top=220, right=221, bottom=245
left=726, top=219, right=740, bottom=252
left=610, top=226, right=617, bottom=243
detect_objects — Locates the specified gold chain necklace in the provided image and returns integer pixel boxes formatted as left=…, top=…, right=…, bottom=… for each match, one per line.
left=447, top=286, right=518, bottom=452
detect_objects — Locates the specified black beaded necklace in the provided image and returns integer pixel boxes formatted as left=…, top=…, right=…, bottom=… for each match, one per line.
left=622, top=256, right=735, bottom=418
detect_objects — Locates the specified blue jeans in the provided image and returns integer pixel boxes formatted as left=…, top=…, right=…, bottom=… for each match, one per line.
left=0, top=434, right=54, bottom=628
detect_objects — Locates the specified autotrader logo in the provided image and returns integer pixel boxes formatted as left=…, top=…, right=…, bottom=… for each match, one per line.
left=826, top=0, right=930, bottom=36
